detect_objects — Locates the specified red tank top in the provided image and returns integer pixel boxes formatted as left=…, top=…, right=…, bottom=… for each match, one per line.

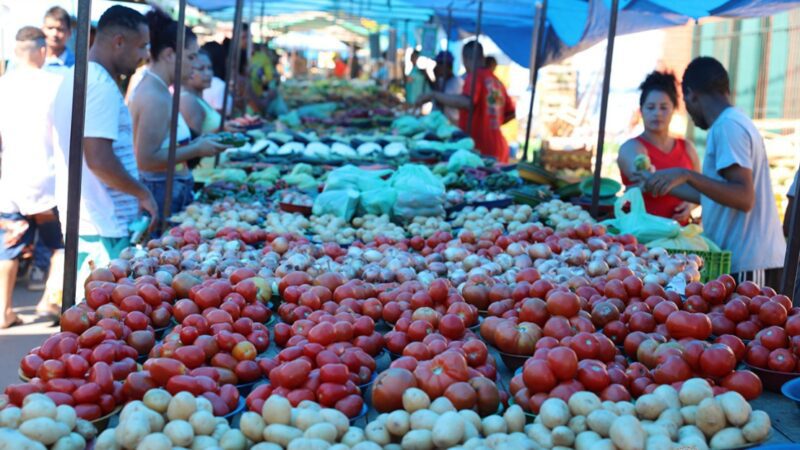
left=620, top=137, right=694, bottom=225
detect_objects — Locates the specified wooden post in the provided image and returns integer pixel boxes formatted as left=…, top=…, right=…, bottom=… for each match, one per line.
left=162, top=0, right=187, bottom=232
left=61, top=0, right=92, bottom=313
left=589, top=0, right=620, bottom=218
left=522, top=0, right=548, bottom=163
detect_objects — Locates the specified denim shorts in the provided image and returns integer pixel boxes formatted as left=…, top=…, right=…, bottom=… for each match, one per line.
left=141, top=173, right=195, bottom=221
left=0, top=209, right=64, bottom=261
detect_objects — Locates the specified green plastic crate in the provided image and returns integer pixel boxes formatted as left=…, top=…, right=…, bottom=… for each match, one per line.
left=666, top=249, right=732, bottom=282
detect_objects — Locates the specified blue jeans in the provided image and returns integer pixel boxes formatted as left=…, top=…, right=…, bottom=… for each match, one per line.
left=141, top=172, right=195, bottom=226
left=33, top=238, right=51, bottom=271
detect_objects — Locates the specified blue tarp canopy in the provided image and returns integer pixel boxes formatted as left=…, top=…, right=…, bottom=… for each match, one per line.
left=187, top=0, right=800, bottom=67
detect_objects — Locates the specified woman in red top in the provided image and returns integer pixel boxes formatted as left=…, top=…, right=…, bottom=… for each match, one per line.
left=415, top=41, right=515, bottom=163
left=618, top=71, right=701, bottom=225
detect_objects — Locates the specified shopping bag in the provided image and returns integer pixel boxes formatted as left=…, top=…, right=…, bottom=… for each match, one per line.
left=313, top=189, right=360, bottom=221
left=360, top=188, right=398, bottom=216
left=447, top=149, right=485, bottom=173
left=601, top=188, right=680, bottom=243
left=648, top=224, right=710, bottom=251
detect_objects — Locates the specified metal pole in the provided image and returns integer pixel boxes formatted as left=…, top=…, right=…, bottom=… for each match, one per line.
left=403, top=19, right=408, bottom=74
left=260, top=0, right=266, bottom=44
left=215, top=0, right=245, bottom=167
left=781, top=179, right=800, bottom=299
left=523, top=0, right=548, bottom=162
left=162, top=0, right=187, bottom=232
left=465, top=0, right=483, bottom=135
left=61, top=0, right=92, bottom=313
left=439, top=6, right=452, bottom=92
left=590, top=0, right=619, bottom=218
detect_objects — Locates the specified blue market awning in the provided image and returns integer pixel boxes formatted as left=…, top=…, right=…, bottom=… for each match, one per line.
left=186, top=0, right=800, bottom=67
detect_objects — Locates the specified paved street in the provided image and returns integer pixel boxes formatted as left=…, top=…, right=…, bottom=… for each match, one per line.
left=0, top=283, right=59, bottom=389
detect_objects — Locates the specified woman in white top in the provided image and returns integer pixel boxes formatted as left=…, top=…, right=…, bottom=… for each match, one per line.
left=128, top=9, right=226, bottom=222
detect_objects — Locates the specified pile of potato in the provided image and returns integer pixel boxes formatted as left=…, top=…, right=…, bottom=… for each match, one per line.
left=527, top=378, right=771, bottom=450
left=94, top=389, right=247, bottom=450
left=355, top=388, right=535, bottom=450
left=534, top=200, right=594, bottom=230
left=237, top=388, right=541, bottom=450
left=0, top=393, right=97, bottom=449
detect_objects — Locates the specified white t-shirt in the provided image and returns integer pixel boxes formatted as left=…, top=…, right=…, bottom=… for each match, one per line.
left=0, top=67, right=62, bottom=215
left=701, top=107, right=786, bottom=273
left=51, top=62, right=140, bottom=238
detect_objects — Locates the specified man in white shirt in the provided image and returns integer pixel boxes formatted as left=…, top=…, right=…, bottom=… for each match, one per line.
left=645, top=56, right=786, bottom=285
left=0, top=27, right=65, bottom=327
left=51, top=5, right=157, bottom=293
left=42, top=6, right=75, bottom=73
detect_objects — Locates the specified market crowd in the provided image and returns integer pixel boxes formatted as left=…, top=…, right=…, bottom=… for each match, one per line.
left=0, top=4, right=796, bottom=332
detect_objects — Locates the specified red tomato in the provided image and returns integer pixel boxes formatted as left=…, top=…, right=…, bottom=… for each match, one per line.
left=600, top=384, right=632, bottom=402
left=335, top=394, right=364, bottom=418
left=546, top=291, right=581, bottom=317
left=494, top=321, right=543, bottom=355
left=275, top=359, right=312, bottom=389
left=714, top=335, right=746, bottom=361
left=320, top=364, right=350, bottom=384
left=699, top=344, right=737, bottom=378
left=759, top=301, right=788, bottom=327
left=665, top=311, right=712, bottom=340
left=74, top=403, right=102, bottom=421
left=723, top=298, right=750, bottom=323
left=317, top=382, right=350, bottom=407
left=546, top=347, right=579, bottom=381
left=569, top=332, right=600, bottom=360
left=577, top=360, right=611, bottom=393
left=522, top=359, right=557, bottom=394
left=721, top=370, right=763, bottom=400
left=768, top=348, right=796, bottom=372
left=438, top=314, right=466, bottom=340
left=542, top=317, right=574, bottom=341
left=702, top=280, right=727, bottom=304
left=758, top=326, right=788, bottom=350
left=462, top=339, right=488, bottom=367
left=73, top=382, right=102, bottom=404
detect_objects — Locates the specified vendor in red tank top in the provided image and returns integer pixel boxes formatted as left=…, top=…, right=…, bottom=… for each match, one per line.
left=618, top=71, right=701, bottom=225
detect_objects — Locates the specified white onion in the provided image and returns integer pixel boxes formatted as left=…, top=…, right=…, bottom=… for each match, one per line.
left=587, top=260, right=609, bottom=277
left=528, top=243, right=552, bottom=260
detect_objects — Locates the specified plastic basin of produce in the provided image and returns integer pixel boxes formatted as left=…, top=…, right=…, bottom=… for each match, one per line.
left=780, top=377, right=800, bottom=410
left=495, top=349, right=529, bottom=372
left=744, top=362, right=800, bottom=392
left=579, top=176, right=622, bottom=198
left=222, top=396, right=246, bottom=424
left=236, top=377, right=265, bottom=396
left=348, top=403, right=369, bottom=426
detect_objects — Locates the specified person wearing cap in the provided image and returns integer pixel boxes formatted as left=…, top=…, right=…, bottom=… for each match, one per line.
left=416, top=40, right=515, bottom=163
left=429, top=50, right=463, bottom=124
left=0, top=27, right=66, bottom=326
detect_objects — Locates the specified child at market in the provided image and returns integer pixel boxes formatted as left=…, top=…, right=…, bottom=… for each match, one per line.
left=644, top=56, right=786, bottom=285
left=617, top=71, right=701, bottom=225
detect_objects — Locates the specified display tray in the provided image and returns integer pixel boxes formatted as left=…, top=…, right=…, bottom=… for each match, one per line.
left=744, top=362, right=800, bottom=392
left=446, top=198, right=513, bottom=215
left=279, top=202, right=313, bottom=216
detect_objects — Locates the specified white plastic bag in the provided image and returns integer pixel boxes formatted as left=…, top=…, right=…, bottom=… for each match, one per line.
left=601, top=188, right=680, bottom=243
